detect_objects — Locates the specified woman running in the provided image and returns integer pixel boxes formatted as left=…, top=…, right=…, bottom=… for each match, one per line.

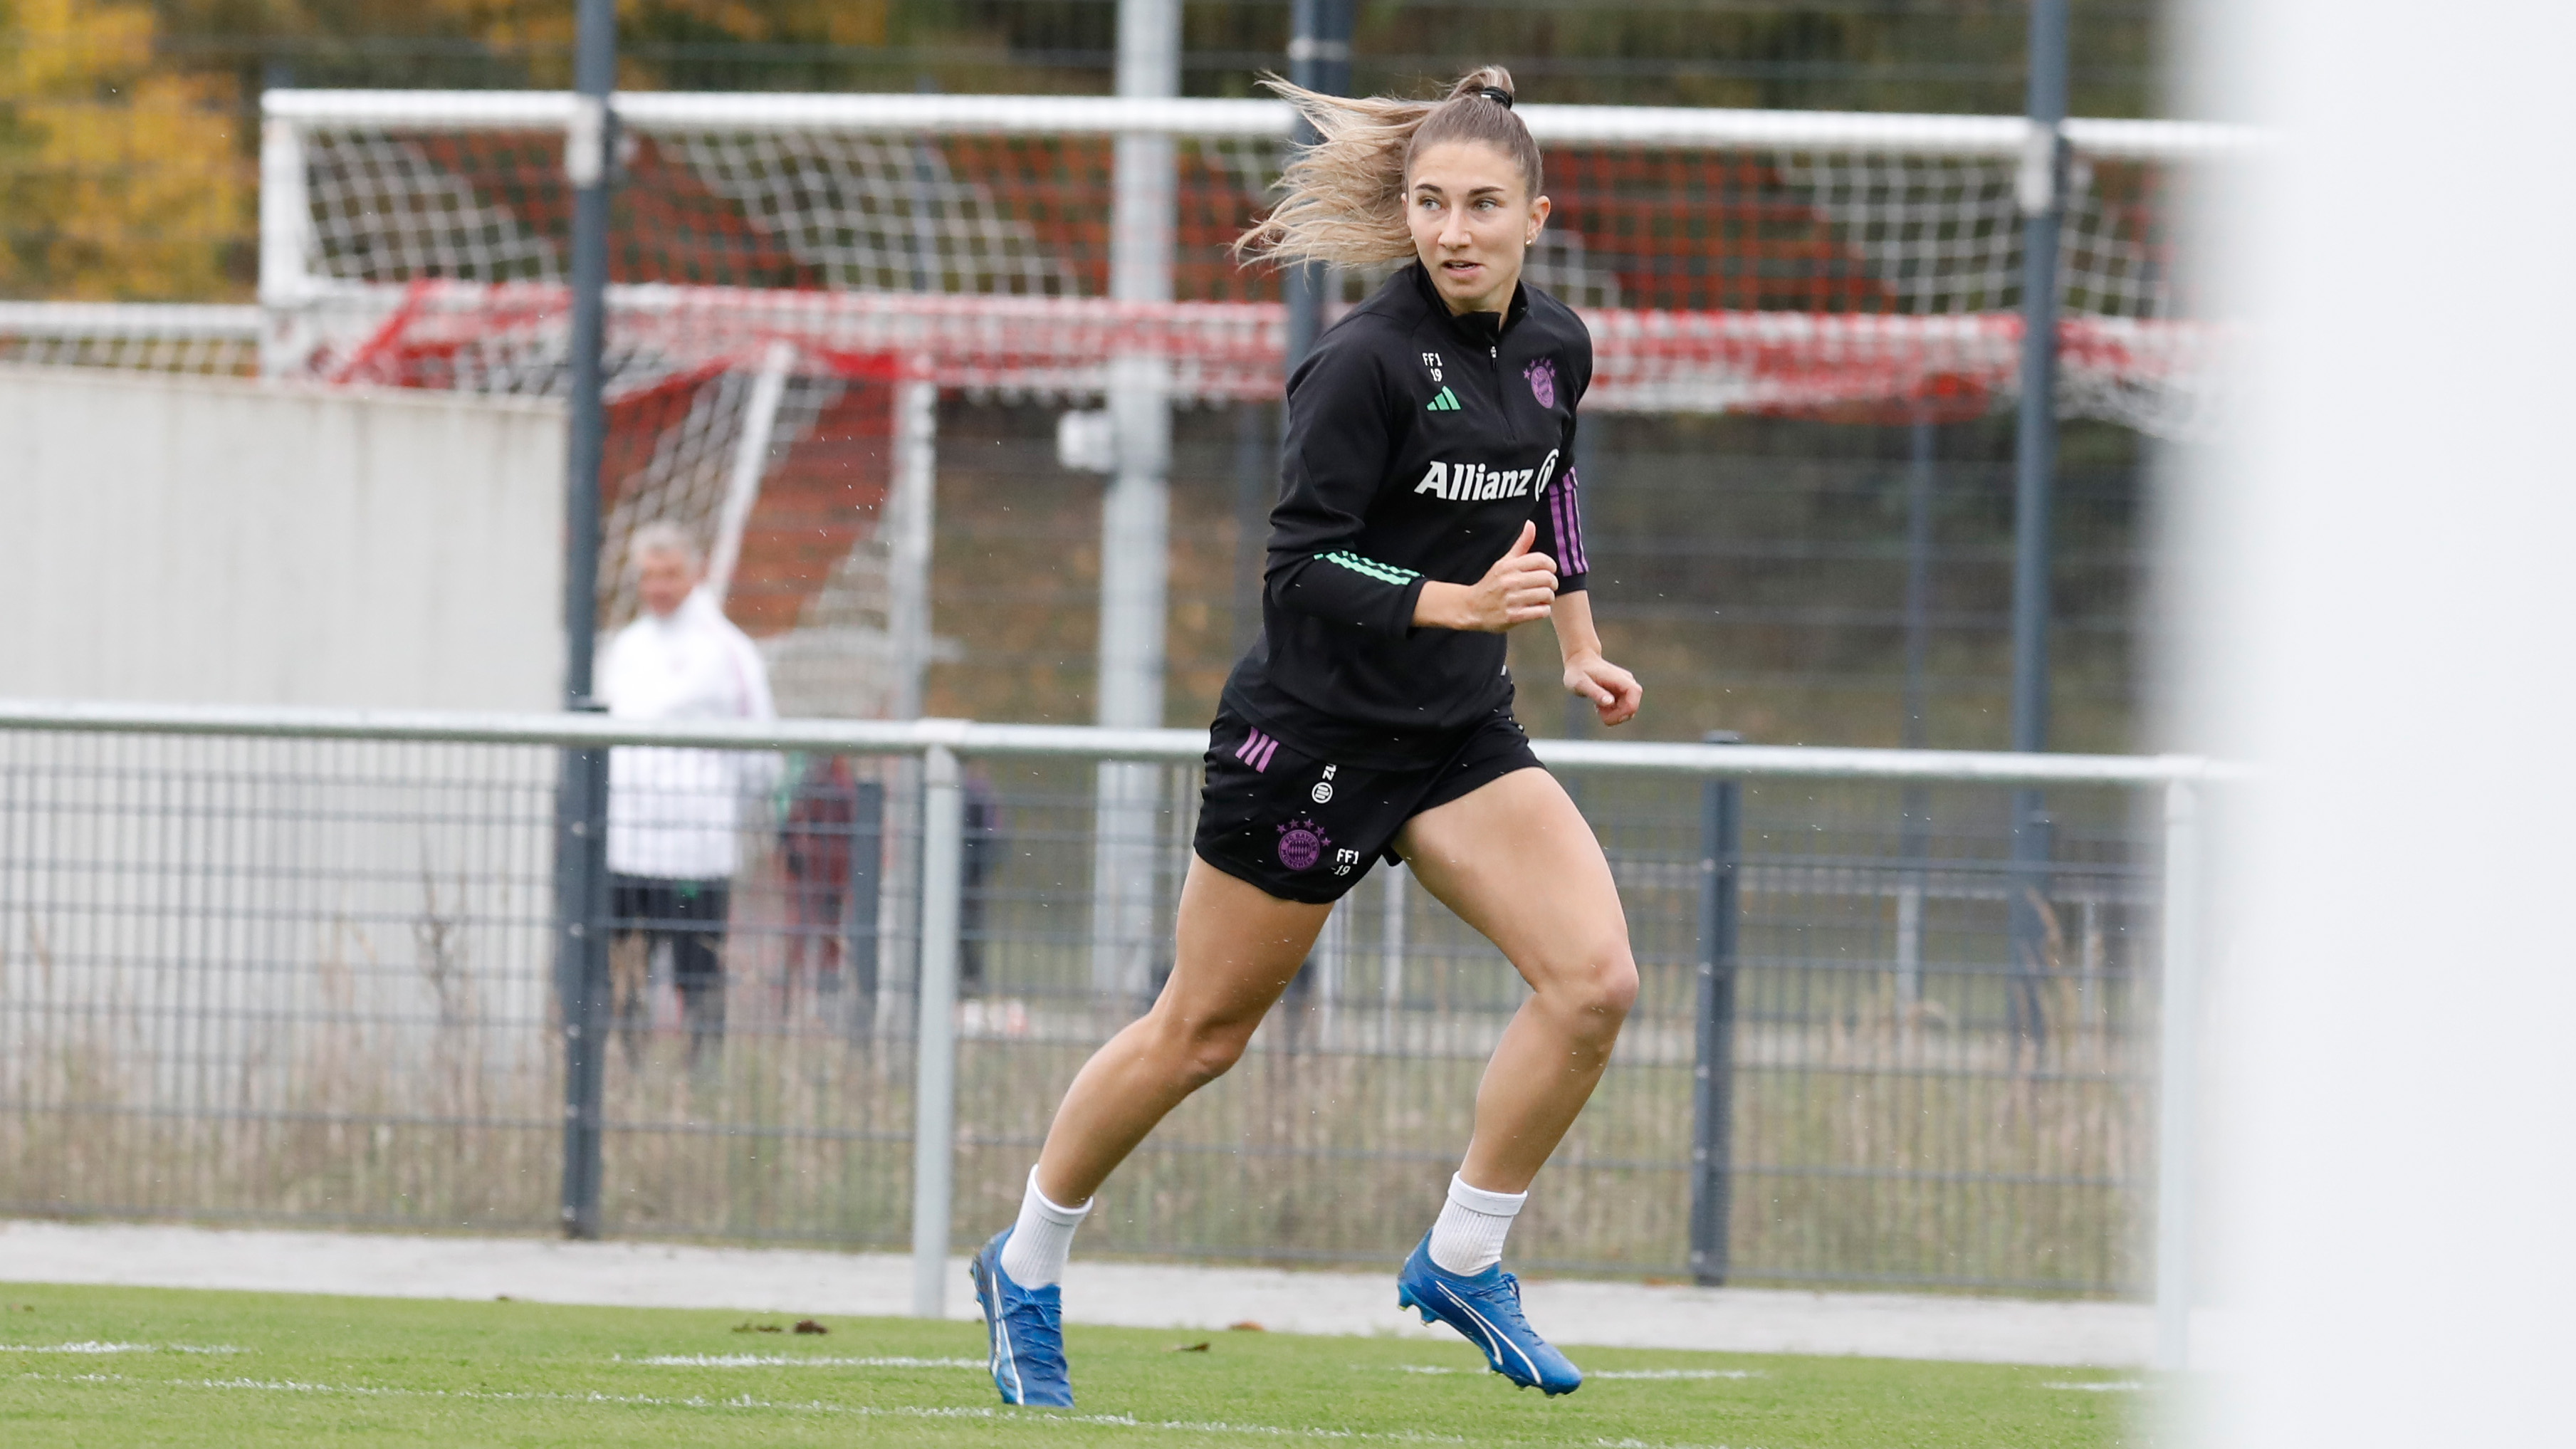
left=973, top=65, right=1643, bottom=1406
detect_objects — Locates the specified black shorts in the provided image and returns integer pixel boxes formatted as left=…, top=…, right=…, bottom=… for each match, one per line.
left=1192, top=705, right=1544, bottom=904
left=609, top=876, right=732, bottom=990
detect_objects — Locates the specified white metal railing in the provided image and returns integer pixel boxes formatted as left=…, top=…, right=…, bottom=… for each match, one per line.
left=0, top=304, right=263, bottom=375
left=0, top=698, right=2222, bottom=1364
left=0, top=302, right=264, bottom=339
left=258, top=88, right=2256, bottom=159
left=0, top=698, right=2229, bottom=783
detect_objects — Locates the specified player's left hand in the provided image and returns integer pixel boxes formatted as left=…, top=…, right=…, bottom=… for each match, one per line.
left=1562, top=652, right=1643, bottom=728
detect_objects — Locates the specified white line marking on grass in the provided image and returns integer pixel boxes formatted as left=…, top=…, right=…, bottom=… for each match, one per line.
left=1388, top=1364, right=1759, bottom=1382
left=0, top=1342, right=243, bottom=1356
left=2042, top=1381, right=2145, bottom=1392
left=1595, top=1438, right=1764, bottom=1448
left=620, top=1354, right=985, bottom=1369
left=19, top=1369, right=1484, bottom=1442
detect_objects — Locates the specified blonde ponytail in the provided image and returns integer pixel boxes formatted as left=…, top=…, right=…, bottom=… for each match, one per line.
left=1235, top=66, right=1543, bottom=271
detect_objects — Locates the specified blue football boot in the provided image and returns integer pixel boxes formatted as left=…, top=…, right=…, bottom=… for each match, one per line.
left=970, top=1228, right=1072, bottom=1408
left=1396, top=1233, right=1583, bottom=1396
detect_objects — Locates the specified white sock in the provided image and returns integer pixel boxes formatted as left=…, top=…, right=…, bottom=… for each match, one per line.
left=996, top=1168, right=1091, bottom=1289
left=1427, top=1173, right=1526, bottom=1276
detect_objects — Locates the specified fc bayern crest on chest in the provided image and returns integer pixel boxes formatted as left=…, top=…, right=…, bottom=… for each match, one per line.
left=1524, top=358, right=1558, bottom=409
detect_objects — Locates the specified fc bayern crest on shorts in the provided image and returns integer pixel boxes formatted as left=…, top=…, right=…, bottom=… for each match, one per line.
left=1524, top=358, right=1557, bottom=409
left=1275, top=817, right=1331, bottom=872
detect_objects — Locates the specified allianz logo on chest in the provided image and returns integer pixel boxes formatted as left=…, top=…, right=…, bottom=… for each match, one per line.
left=1413, top=447, right=1560, bottom=503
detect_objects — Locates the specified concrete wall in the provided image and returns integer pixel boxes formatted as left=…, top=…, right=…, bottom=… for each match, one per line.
left=1, top=365, right=565, bottom=709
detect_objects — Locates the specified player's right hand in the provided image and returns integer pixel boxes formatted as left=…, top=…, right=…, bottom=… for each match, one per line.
left=1457, top=521, right=1558, bottom=632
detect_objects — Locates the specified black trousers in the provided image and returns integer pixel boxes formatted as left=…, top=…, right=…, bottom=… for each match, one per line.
left=609, top=874, right=732, bottom=1066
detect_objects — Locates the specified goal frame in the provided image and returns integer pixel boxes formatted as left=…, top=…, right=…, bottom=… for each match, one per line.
left=255, top=88, right=2249, bottom=420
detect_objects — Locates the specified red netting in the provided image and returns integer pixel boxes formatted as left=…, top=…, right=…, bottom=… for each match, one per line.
left=313, top=279, right=2218, bottom=431
left=292, top=122, right=2213, bottom=432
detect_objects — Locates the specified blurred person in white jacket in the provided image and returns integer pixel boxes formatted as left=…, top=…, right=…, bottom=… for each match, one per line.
left=600, top=523, right=778, bottom=1070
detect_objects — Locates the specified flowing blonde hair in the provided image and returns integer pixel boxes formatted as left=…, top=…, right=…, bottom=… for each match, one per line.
left=1234, top=65, right=1543, bottom=271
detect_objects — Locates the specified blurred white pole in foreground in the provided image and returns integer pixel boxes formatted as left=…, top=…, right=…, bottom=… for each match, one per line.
left=2187, top=0, right=2576, bottom=1442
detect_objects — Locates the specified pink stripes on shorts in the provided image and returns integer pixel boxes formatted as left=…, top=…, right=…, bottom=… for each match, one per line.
left=1235, top=728, right=1280, bottom=773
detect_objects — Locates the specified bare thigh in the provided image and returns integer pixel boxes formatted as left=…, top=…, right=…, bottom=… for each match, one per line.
left=1393, top=768, right=1630, bottom=988
left=1161, top=856, right=1336, bottom=1033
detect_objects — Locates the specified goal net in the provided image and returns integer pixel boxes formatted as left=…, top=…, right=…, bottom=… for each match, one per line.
left=267, top=93, right=2230, bottom=414
left=251, top=89, right=2240, bottom=710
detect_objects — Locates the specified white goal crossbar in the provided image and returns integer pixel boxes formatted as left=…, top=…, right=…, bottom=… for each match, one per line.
left=260, top=88, right=2249, bottom=159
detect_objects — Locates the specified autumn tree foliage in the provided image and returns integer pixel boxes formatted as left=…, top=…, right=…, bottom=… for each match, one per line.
left=0, top=0, right=246, bottom=298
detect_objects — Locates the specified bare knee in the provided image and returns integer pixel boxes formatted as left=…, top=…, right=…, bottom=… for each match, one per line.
left=1153, top=1013, right=1256, bottom=1089
left=1541, top=946, right=1638, bottom=1045
left=1583, top=951, right=1641, bottom=1028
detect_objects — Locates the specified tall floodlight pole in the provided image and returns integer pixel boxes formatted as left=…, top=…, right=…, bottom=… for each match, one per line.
left=1282, top=0, right=1354, bottom=372
left=1241, top=0, right=1349, bottom=656
left=2005, top=0, right=2069, bottom=1032
left=2013, top=1, right=2068, bottom=760
left=1091, top=0, right=1180, bottom=1008
left=554, top=0, right=617, bottom=1240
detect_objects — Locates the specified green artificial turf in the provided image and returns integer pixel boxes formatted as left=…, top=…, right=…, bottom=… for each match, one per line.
left=0, top=1282, right=2145, bottom=1447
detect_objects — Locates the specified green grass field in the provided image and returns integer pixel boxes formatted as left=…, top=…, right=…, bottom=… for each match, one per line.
left=0, top=1283, right=2145, bottom=1448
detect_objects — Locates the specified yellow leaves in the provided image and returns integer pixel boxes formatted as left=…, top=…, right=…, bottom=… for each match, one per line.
left=654, top=0, right=780, bottom=41
left=6, top=0, right=153, bottom=98
left=822, top=1, right=890, bottom=50
left=2, top=0, right=250, bottom=298
left=16, top=80, right=243, bottom=298
left=627, top=0, right=890, bottom=48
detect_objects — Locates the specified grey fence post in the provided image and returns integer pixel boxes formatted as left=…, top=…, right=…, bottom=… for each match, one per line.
left=2009, top=810, right=2057, bottom=1050
left=911, top=741, right=967, bottom=1318
left=1689, top=731, right=1742, bottom=1285
left=553, top=0, right=617, bottom=1244
left=555, top=706, right=610, bottom=1240
left=2154, top=778, right=2202, bottom=1370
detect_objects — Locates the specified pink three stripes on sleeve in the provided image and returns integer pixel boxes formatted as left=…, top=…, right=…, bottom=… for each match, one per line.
left=1549, top=468, right=1590, bottom=577
left=1235, top=728, right=1281, bottom=773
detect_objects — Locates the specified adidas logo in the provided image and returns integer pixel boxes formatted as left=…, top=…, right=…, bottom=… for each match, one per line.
left=1425, top=387, right=1461, bottom=412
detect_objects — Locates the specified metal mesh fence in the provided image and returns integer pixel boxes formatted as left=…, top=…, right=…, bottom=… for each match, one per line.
left=918, top=402, right=2150, bottom=756
left=0, top=714, right=2166, bottom=1294
left=1, top=80, right=2189, bottom=762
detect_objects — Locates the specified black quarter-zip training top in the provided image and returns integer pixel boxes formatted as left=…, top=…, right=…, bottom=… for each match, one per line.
left=1222, top=261, right=1595, bottom=769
